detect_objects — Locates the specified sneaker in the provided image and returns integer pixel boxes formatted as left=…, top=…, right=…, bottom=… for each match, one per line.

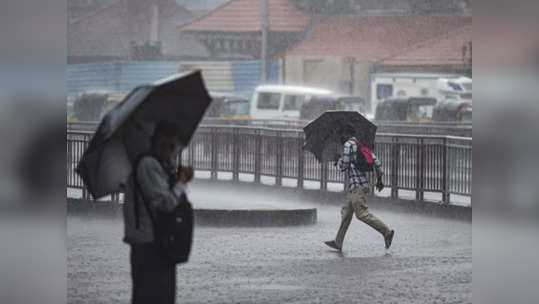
left=384, top=230, right=394, bottom=250
left=324, top=240, right=341, bottom=251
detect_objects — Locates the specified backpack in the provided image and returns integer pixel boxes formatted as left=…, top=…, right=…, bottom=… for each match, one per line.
left=133, top=153, right=194, bottom=264
left=349, top=138, right=374, bottom=172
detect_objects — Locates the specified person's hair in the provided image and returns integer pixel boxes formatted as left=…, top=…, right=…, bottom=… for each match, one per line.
left=340, top=125, right=356, bottom=143
left=152, top=121, right=181, bottom=145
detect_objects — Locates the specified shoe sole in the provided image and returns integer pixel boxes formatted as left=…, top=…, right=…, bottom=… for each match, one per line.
left=385, top=231, right=394, bottom=250
left=324, top=242, right=341, bottom=251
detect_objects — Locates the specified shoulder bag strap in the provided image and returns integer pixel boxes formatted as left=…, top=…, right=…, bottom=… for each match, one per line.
left=133, top=153, right=157, bottom=229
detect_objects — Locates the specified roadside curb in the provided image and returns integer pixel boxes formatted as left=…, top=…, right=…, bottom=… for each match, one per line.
left=190, top=179, right=472, bottom=221
left=67, top=198, right=317, bottom=227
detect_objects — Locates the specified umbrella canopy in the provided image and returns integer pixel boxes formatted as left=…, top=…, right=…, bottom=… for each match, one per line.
left=303, top=111, right=377, bottom=163
left=75, top=71, right=212, bottom=199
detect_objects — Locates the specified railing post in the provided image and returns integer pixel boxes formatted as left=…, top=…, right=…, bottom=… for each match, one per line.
left=442, top=137, right=449, bottom=204
left=322, top=161, right=328, bottom=191
left=211, top=127, right=218, bottom=180
left=276, top=132, right=283, bottom=186
left=111, top=193, right=120, bottom=202
left=415, top=138, right=424, bottom=201
left=344, top=172, right=350, bottom=193
left=232, top=128, right=239, bottom=182
left=254, top=129, right=261, bottom=183
left=297, top=133, right=304, bottom=189
left=82, top=136, right=91, bottom=200
left=418, top=138, right=425, bottom=201
left=188, top=136, right=195, bottom=167
left=391, top=136, right=399, bottom=199
left=67, top=135, right=73, bottom=189
left=319, top=155, right=328, bottom=191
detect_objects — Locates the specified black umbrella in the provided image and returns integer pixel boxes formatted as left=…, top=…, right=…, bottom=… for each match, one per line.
left=75, top=71, right=212, bottom=199
left=303, top=111, right=377, bottom=163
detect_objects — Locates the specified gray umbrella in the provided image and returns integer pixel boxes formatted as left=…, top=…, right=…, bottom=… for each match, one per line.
left=303, top=111, right=377, bottom=163
left=75, top=71, right=212, bottom=199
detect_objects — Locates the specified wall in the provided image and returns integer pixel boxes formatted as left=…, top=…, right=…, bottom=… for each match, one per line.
left=283, top=55, right=372, bottom=104
left=68, top=60, right=280, bottom=98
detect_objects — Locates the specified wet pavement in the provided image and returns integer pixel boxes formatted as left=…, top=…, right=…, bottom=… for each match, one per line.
left=68, top=185, right=471, bottom=304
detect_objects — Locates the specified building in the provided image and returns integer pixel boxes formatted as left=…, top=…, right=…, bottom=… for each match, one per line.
left=375, top=25, right=472, bottom=76
left=178, top=0, right=471, bottom=107
left=179, top=0, right=313, bottom=59
left=283, top=13, right=471, bottom=106
left=68, top=0, right=209, bottom=63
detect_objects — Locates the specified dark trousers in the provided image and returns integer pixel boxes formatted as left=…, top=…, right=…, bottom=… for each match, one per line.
left=130, top=243, right=176, bottom=304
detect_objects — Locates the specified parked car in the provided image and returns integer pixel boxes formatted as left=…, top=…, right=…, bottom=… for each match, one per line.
left=206, top=92, right=250, bottom=119
left=300, top=94, right=368, bottom=120
left=432, top=100, right=472, bottom=123
left=71, top=91, right=127, bottom=122
left=250, top=85, right=332, bottom=120
left=371, top=73, right=472, bottom=112
left=375, top=97, right=437, bottom=122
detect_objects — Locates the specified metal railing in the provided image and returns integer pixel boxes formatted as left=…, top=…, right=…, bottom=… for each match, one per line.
left=67, top=126, right=471, bottom=204
left=68, top=118, right=472, bottom=136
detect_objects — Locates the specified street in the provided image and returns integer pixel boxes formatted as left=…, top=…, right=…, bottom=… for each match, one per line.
left=68, top=184, right=471, bottom=304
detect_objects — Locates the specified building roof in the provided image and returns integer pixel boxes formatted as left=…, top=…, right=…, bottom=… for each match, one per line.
left=378, top=25, right=471, bottom=66
left=68, top=0, right=203, bottom=60
left=68, top=1, right=128, bottom=58
left=286, top=14, right=471, bottom=62
left=180, top=0, right=311, bottom=32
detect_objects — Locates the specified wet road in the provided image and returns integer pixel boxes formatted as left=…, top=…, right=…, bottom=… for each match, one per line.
left=68, top=187, right=471, bottom=304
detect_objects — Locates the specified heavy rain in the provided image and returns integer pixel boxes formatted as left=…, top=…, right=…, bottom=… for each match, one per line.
left=3, top=0, right=539, bottom=304
left=64, top=1, right=473, bottom=303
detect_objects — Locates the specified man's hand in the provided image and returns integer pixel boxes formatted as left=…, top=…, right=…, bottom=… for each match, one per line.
left=376, top=179, right=384, bottom=192
left=178, top=166, right=194, bottom=183
left=333, top=153, right=341, bottom=166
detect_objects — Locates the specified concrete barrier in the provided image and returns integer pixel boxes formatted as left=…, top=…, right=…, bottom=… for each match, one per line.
left=188, top=180, right=472, bottom=221
left=67, top=198, right=317, bottom=227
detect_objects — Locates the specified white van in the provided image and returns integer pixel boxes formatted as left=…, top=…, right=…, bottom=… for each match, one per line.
left=370, top=73, right=472, bottom=111
left=250, top=85, right=332, bottom=120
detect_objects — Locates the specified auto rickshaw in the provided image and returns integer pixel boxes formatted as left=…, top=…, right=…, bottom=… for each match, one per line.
left=374, top=97, right=437, bottom=122
left=432, top=100, right=472, bottom=123
left=300, top=94, right=368, bottom=120
left=70, top=91, right=128, bottom=122
left=206, top=92, right=250, bottom=119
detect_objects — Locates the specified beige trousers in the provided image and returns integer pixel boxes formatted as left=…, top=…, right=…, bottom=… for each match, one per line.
left=335, top=186, right=390, bottom=249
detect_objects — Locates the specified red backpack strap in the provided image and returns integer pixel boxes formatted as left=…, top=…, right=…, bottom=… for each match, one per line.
left=359, top=142, right=373, bottom=163
left=349, top=138, right=373, bottom=164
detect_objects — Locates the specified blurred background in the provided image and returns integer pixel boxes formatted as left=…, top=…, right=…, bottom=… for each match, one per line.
left=1, top=0, right=539, bottom=303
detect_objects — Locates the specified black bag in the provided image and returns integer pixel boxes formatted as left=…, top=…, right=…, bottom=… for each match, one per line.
left=349, top=138, right=374, bottom=172
left=133, top=153, right=194, bottom=264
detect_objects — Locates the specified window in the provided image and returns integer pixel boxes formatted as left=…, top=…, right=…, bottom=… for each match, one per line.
left=257, top=92, right=280, bottom=110
left=409, top=104, right=434, bottom=120
left=283, top=95, right=305, bottom=111
left=223, top=100, right=249, bottom=115
left=377, top=84, right=393, bottom=100
left=459, top=111, right=472, bottom=123
left=462, top=83, right=472, bottom=91
left=337, top=97, right=366, bottom=113
left=303, top=59, right=324, bottom=87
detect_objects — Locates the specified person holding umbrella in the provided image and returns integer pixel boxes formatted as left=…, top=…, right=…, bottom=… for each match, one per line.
left=76, top=71, right=212, bottom=304
left=323, top=125, right=395, bottom=252
left=123, top=121, right=194, bottom=304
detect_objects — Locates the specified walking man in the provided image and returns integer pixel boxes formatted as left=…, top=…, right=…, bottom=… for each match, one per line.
left=324, top=127, right=394, bottom=252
